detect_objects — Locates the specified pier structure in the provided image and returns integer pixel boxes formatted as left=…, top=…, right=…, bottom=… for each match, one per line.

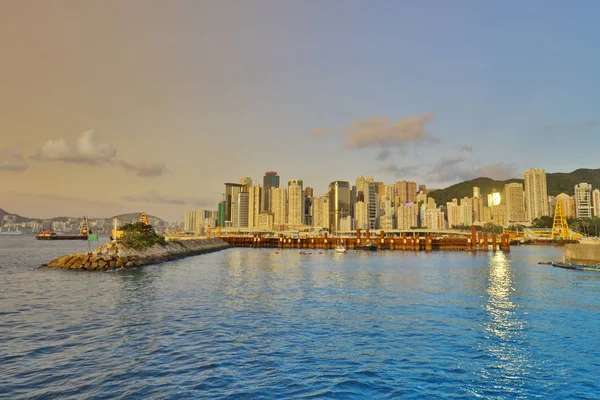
left=217, top=225, right=510, bottom=252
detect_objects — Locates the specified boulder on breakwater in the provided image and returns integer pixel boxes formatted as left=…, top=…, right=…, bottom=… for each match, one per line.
left=40, top=238, right=229, bottom=271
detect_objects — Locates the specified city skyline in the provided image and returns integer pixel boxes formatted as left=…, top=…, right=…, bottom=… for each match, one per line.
left=2, top=1, right=600, bottom=221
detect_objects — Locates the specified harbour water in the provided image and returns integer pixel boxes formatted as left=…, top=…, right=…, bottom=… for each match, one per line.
left=2, top=236, right=600, bottom=399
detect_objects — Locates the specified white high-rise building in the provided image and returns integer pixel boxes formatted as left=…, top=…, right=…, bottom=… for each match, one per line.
left=446, top=199, right=459, bottom=228
left=355, top=201, right=368, bottom=230
left=524, top=168, right=549, bottom=221
left=184, top=209, right=209, bottom=234
left=593, top=189, right=600, bottom=217
left=505, top=182, right=526, bottom=223
left=271, top=187, right=287, bottom=227
left=396, top=203, right=418, bottom=229
left=424, top=208, right=445, bottom=230
left=458, top=197, right=473, bottom=227
left=287, top=179, right=304, bottom=226
left=232, top=192, right=249, bottom=228
left=556, top=193, right=576, bottom=219
left=574, top=183, right=593, bottom=219
left=248, top=185, right=262, bottom=228
left=312, top=194, right=329, bottom=229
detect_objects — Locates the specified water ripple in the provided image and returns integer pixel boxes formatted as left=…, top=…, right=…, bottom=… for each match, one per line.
left=1, top=238, right=600, bottom=398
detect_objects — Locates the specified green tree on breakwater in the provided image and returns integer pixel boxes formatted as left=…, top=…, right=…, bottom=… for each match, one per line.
left=119, top=222, right=165, bottom=250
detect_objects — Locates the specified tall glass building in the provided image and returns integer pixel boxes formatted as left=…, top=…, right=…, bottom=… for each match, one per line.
left=328, top=181, right=351, bottom=233
left=262, top=171, right=280, bottom=213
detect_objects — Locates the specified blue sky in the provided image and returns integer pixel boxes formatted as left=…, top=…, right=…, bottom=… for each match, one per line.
left=1, top=1, right=599, bottom=220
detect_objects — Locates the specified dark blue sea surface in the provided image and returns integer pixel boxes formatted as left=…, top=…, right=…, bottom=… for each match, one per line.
left=2, top=236, right=600, bottom=399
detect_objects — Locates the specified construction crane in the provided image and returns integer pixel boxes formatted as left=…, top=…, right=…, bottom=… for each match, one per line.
left=551, top=201, right=571, bottom=240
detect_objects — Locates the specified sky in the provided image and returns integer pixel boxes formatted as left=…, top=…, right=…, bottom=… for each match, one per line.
left=1, top=0, right=599, bottom=221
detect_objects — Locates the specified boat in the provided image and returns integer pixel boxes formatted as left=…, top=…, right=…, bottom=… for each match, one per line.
left=36, top=216, right=90, bottom=240
left=355, top=240, right=378, bottom=251
left=335, top=241, right=347, bottom=253
left=299, top=250, right=312, bottom=255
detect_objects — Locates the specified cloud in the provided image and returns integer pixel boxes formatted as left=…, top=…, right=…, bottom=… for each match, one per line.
left=377, top=163, right=421, bottom=178
left=376, top=150, right=391, bottom=161
left=0, top=160, right=28, bottom=172
left=543, top=120, right=599, bottom=133
left=313, top=113, right=439, bottom=149
left=310, top=128, right=329, bottom=136
left=32, top=130, right=116, bottom=165
left=30, top=130, right=166, bottom=177
left=118, top=160, right=168, bottom=177
left=459, top=145, right=473, bottom=153
left=426, top=157, right=518, bottom=183
left=344, top=113, right=438, bottom=149
left=0, top=146, right=28, bottom=172
left=122, top=190, right=213, bottom=207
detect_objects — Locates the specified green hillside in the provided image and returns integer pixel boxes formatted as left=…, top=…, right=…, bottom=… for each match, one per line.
left=428, top=168, right=600, bottom=206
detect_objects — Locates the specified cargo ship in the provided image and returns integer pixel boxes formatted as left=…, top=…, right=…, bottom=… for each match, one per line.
left=36, top=216, right=90, bottom=240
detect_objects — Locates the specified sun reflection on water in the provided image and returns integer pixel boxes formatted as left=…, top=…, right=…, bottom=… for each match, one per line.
left=480, top=251, right=531, bottom=393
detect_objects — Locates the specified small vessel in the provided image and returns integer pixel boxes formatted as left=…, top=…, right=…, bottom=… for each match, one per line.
left=355, top=240, right=378, bottom=251
left=299, top=250, right=312, bottom=255
left=36, top=217, right=89, bottom=240
left=335, top=241, right=347, bottom=253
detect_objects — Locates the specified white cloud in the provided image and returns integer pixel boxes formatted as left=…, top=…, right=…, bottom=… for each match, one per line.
left=30, top=130, right=167, bottom=177
left=32, top=130, right=116, bottom=165
left=118, top=160, right=168, bottom=177
left=0, top=146, right=28, bottom=172
left=376, top=163, right=420, bottom=178
left=344, top=113, right=438, bottom=149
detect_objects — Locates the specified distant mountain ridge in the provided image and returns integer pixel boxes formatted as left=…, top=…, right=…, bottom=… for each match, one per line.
left=0, top=208, right=164, bottom=223
left=428, top=168, right=600, bottom=206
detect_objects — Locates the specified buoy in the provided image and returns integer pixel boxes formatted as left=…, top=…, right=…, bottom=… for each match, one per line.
left=275, top=251, right=279, bottom=254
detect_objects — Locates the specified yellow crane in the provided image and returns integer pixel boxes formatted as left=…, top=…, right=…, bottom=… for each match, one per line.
left=551, top=201, right=571, bottom=240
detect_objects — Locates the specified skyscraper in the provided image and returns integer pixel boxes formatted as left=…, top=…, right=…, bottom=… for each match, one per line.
left=224, top=183, right=243, bottom=226
left=312, top=194, right=329, bottom=229
left=504, top=183, right=526, bottom=223
left=287, top=179, right=304, bottom=226
left=574, top=183, right=593, bottom=219
left=248, top=184, right=262, bottom=228
left=304, top=187, right=313, bottom=226
left=262, top=171, right=280, bottom=213
left=328, top=181, right=351, bottom=232
left=556, top=193, right=576, bottom=219
left=364, top=180, right=378, bottom=229
left=271, top=186, right=287, bottom=228
left=396, top=203, right=418, bottom=229
left=593, top=189, right=600, bottom=217
left=239, top=177, right=252, bottom=190
left=396, top=181, right=417, bottom=203
left=232, top=192, right=249, bottom=228
left=524, top=168, right=549, bottom=221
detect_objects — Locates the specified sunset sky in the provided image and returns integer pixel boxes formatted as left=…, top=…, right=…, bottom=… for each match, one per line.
left=1, top=1, right=599, bottom=221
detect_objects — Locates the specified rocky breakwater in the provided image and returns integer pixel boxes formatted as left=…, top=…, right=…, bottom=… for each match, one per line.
left=41, top=238, right=229, bottom=271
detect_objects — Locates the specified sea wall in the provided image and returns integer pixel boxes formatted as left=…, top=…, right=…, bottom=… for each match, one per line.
left=41, top=238, right=229, bottom=271
left=564, top=243, right=600, bottom=266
